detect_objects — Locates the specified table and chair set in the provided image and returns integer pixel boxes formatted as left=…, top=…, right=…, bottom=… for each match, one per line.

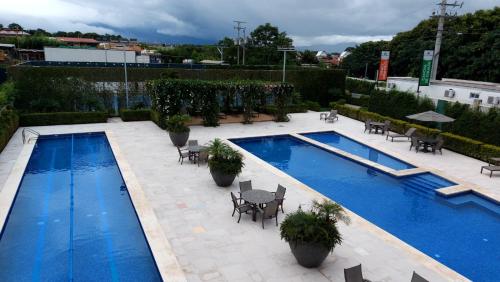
left=231, top=180, right=287, bottom=229
left=176, top=140, right=209, bottom=166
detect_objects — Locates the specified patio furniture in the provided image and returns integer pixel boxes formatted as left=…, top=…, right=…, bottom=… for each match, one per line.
left=188, top=140, right=198, bottom=147
left=241, top=189, right=275, bottom=221
left=188, top=145, right=208, bottom=163
left=481, top=166, right=500, bottom=178
left=431, top=137, right=444, bottom=155
left=410, top=271, right=429, bottom=282
left=239, top=180, right=253, bottom=203
left=176, top=146, right=190, bottom=165
left=369, top=121, right=385, bottom=134
left=258, top=200, right=279, bottom=229
left=409, top=137, right=424, bottom=152
left=386, top=127, right=416, bottom=142
left=487, top=157, right=500, bottom=166
left=364, top=119, right=372, bottom=133
left=325, top=110, right=339, bottom=123
left=382, top=120, right=391, bottom=134
left=417, top=136, right=438, bottom=153
left=272, top=184, right=286, bottom=213
left=230, top=192, right=253, bottom=223
left=196, top=150, right=209, bottom=166
left=320, top=112, right=329, bottom=120
left=344, top=264, right=370, bottom=282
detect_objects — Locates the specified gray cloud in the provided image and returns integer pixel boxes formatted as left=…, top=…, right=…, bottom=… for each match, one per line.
left=1, top=0, right=497, bottom=46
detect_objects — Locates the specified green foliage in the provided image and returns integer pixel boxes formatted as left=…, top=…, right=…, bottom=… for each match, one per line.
left=480, top=144, right=500, bottom=161
left=341, top=7, right=500, bottom=82
left=0, top=108, right=19, bottom=153
left=147, top=79, right=294, bottom=126
left=207, top=138, right=244, bottom=175
left=345, top=78, right=376, bottom=95
left=0, top=36, right=63, bottom=49
left=165, top=114, right=190, bottom=133
left=272, top=83, right=293, bottom=122
left=151, top=110, right=165, bottom=129
left=0, top=81, right=15, bottom=106
left=303, top=101, right=321, bottom=112
left=120, top=109, right=151, bottom=121
left=287, top=69, right=345, bottom=106
left=368, top=89, right=435, bottom=120
left=19, top=112, right=107, bottom=126
left=299, top=50, right=319, bottom=64
left=280, top=199, right=349, bottom=251
left=440, top=132, right=484, bottom=159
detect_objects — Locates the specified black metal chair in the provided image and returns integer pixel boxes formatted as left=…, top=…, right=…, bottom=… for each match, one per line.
left=238, top=180, right=252, bottom=203
left=409, top=137, right=423, bottom=153
left=176, top=146, right=190, bottom=164
left=382, top=120, right=391, bottom=134
left=432, top=138, right=444, bottom=155
left=344, top=264, right=370, bottom=282
left=272, top=184, right=286, bottom=213
left=387, top=127, right=416, bottom=142
left=196, top=150, right=209, bottom=166
left=230, top=192, right=252, bottom=223
left=188, top=140, right=198, bottom=147
left=259, top=200, right=279, bottom=229
left=364, top=119, right=372, bottom=133
left=411, top=271, right=429, bottom=282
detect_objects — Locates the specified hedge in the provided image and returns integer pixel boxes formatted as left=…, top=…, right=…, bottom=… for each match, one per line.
left=345, top=78, right=376, bottom=95
left=480, top=144, right=500, bottom=161
left=440, top=133, right=484, bottom=159
left=120, top=109, right=151, bottom=121
left=0, top=108, right=19, bottom=153
left=20, top=112, right=108, bottom=126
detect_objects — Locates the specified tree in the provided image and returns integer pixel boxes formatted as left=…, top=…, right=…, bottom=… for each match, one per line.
left=0, top=24, right=3, bottom=29
left=246, top=23, right=294, bottom=65
left=340, top=41, right=390, bottom=79
left=8, top=23, right=23, bottom=30
left=300, top=50, right=319, bottom=64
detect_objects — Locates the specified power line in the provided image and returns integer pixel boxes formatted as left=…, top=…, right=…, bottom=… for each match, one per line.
left=233, top=20, right=246, bottom=65
left=430, top=0, right=463, bottom=80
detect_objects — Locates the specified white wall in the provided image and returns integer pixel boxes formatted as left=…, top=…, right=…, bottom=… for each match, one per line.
left=44, top=47, right=136, bottom=63
left=387, top=77, right=500, bottom=110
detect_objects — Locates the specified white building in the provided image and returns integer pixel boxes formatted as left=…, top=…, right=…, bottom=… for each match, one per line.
left=44, top=47, right=149, bottom=64
left=387, top=77, right=500, bottom=110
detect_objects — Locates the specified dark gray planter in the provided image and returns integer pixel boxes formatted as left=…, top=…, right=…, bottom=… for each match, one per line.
left=209, top=168, right=237, bottom=187
left=289, top=242, right=330, bottom=268
left=168, top=131, right=189, bottom=147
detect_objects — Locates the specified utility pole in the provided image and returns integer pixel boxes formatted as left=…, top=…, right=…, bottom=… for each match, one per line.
left=277, top=47, right=295, bottom=83
left=123, top=51, right=129, bottom=109
left=234, top=20, right=246, bottom=65
left=431, top=0, right=463, bottom=80
left=216, top=46, right=227, bottom=64
left=242, top=27, right=246, bottom=65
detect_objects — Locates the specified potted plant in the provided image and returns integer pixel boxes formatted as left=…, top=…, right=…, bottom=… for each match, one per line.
left=166, top=114, right=190, bottom=146
left=280, top=199, right=350, bottom=268
left=207, top=138, right=244, bottom=187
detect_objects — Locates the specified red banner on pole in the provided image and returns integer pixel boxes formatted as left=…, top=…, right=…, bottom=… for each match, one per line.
left=377, top=51, right=390, bottom=81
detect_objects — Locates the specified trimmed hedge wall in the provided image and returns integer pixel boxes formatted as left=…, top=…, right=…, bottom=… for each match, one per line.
left=345, top=78, right=376, bottom=95
left=120, top=109, right=151, bottom=121
left=0, top=108, right=19, bottom=153
left=20, top=112, right=108, bottom=126
left=331, top=103, right=500, bottom=161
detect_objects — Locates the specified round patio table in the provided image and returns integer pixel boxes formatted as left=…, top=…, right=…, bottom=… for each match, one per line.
left=241, top=189, right=275, bottom=221
left=417, top=137, right=438, bottom=152
left=187, top=145, right=207, bottom=163
left=369, top=121, right=385, bottom=134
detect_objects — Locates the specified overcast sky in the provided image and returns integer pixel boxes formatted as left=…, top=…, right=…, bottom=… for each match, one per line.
left=1, top=0, right=497, bottom=49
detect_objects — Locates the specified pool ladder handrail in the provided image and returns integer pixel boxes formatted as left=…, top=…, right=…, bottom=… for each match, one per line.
left=22, top=128, right=40, bottom=144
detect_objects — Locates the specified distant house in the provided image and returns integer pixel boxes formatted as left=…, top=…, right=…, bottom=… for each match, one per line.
left=55, top=37, right=99, bottom=47
left=18, top=49, right=44, bottom=61
left=0, top=29, right=30, bottom=39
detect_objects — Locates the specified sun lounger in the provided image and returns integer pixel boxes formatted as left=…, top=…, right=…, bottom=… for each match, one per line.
left=386, top=127, right=416, bottom=142
left=481, top=166, right=500, bottom=178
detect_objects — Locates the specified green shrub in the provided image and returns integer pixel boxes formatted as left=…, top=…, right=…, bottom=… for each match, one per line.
left=480, top=144, right=500, bottom=161
left=303, top=100, right=321, bottom=111
left=0, top=108, right=19, bottom=153
left=151, top=110, right=165, bottom=129
left=386, top=117, right=408, bottom=134
left=334, top=104, right=359, bottom=120
left=440, top=132, right=483, bottom=159
left=207, top=138, right=244, bottom=175
left=358, top=110, right=384, bottom=122
left=165, top=114, right=190, bottom=133
left=345, top=78, right=376, bottom=95
left=120, top=109, right=151, bottom=121
left=19, top=112, right=107, bottom=126
left=287, top=104, right=308, bottom=113
left=280, top=199, right=349, bottom=251
left=408, top=123, right=441, bottom=137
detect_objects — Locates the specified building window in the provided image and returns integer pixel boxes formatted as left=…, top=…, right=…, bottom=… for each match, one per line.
left=469, top=92, right=480, bottom=99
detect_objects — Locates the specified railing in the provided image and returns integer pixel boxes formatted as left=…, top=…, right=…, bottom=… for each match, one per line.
left=22, top=128, right=40, bottom=144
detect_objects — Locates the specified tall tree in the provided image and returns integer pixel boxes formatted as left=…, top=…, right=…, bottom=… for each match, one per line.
left=7, top=23, right=23, bottom=30
left=246, top=23, right=294, bottom=65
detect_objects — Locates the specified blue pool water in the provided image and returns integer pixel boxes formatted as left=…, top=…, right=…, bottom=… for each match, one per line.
left=0, top=133, right=161, bottom=281
left=231, top=135, right=500, bottom=282
left=302, top=131, right=414, bottom=170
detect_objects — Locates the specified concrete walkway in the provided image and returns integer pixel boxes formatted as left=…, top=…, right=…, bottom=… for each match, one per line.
left=1, top=111, right=497, bottom=282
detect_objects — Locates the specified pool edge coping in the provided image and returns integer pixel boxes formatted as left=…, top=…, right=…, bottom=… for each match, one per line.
left=226, top=138, right=471, bottom=282
left=106, top=130, right=187, bottom=282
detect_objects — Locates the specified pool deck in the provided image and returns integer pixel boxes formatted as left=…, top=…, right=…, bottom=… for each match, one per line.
left=1, top=112, right=498, bottom=282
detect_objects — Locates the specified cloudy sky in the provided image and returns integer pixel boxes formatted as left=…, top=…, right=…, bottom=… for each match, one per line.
left=1, top=0, right=497, bottom=51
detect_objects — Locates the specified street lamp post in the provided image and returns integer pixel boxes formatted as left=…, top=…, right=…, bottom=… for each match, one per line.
left=277, top=47, right=295, bottom=83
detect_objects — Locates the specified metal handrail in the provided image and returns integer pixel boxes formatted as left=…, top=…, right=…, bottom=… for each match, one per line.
left=22, top=128, right=40, bottom=144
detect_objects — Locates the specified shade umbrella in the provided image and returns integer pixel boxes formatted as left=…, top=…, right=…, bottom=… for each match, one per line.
left=406, top=111, right=455, bottom=123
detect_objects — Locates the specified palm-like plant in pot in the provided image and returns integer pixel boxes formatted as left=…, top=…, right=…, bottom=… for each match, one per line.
left=207, top=138, right=244, bottom=187
left=280, top=199, right=350, bottom=268
left=166, top=114, right=190, bottom=146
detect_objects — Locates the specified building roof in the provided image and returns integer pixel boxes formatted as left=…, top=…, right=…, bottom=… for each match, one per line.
left=0, top=43, right=15, bottom=48
left=55, top=37, right=99, bottom=44
left=0, top=29, right=30, bottom=36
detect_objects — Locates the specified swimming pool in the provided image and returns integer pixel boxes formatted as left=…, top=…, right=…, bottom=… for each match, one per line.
left=0, top=133, right=161, bottom=281
left=231, top=135, right=500, bottom=282
left=301, top=131, right=414, bottom=170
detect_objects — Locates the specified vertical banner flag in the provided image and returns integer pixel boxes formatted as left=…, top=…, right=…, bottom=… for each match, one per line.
left=419, top=50, right=434, bottom=86
left=377, top=51, right=390, bottom=81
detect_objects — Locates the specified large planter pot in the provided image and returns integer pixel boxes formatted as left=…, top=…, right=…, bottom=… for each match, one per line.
left=209, top=168, right=237, bottom=187
left=168, top=131, right=189, bottom=147
left=289, top=242, right=330, bottom=268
